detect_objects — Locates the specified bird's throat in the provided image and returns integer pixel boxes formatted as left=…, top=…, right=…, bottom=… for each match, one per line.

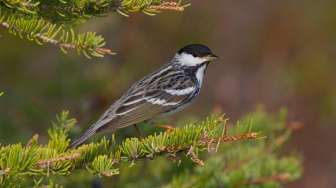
left=195, top=64, right=207, bottom=86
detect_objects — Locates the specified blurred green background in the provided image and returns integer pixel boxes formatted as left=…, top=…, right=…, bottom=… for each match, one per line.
left=0, top=1, right=335, bottom=187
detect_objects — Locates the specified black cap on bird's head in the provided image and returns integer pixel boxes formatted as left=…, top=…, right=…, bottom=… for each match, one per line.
left=178, top=44, right=218, bottom=59
left=175, top=44, right=218, bottom=66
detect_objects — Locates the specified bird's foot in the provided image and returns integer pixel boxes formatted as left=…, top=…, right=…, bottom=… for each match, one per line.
left=133, top=124, right=144, bottom=139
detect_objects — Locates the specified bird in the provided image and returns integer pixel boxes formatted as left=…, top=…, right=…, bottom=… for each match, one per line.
left=70, top=44, right=218, bottom=148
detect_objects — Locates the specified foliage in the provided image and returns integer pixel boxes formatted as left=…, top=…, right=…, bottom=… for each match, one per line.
left=164, top=109, right=302, bottom=188
left=0, top=0, right=188, bottom=58
left=0, top=109, right=301, bottom=187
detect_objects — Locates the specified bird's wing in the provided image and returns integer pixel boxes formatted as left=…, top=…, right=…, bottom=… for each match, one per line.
left=96, top=72, right=198, bottom=131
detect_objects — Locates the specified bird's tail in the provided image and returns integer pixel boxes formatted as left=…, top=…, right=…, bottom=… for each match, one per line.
left=70, top=126, right=97, bottom=148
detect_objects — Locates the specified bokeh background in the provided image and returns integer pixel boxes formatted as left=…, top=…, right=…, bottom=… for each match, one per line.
left=1, top=0, right=335, bottom=187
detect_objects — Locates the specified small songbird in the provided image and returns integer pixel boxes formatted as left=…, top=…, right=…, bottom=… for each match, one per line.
left=71, top=44, right=218, bottom=147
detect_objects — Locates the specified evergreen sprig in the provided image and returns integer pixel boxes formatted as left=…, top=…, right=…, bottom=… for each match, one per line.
left=0, top=0, right=188, bottom=58
left=0, top=7, right=114, bottom=58
left=0, top=111, right=271, bottom=187
left=1, top=0, right=187, bottom=20
left=1, top=0, right=39, bottom=14
left=163, top=109, right=302, bottom=188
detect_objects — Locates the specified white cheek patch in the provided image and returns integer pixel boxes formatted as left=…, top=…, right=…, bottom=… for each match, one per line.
left=176, top=53, right=205, bottom=66
left=165, top=87, right=195, bottom=96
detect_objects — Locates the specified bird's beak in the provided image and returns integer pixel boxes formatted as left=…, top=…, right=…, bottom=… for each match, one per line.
left=205, top=54, right=219, bottom=61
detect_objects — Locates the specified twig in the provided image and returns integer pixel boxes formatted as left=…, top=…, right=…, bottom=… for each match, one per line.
left=0, top=168, right=10, bottom=176
left=216, top=118, right=229, bottom=152
left=149, top=1, right=187, bottom=12
left=201, top=132, right=260, bottom=145
left=37, top=153, right=81, bottom=168
left=186, top=146, right=204, bottom=166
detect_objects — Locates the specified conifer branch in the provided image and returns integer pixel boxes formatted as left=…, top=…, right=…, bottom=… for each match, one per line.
left=0, top=8, right=114, bottom=58
left=148, top=1, right=188, bottom=12
left=0, top=109, right=302, bottom=187
left=1, top=0, right=188, bottom=20
left=163, top=109, right=302, bottom=188
left=0, top=111, right=265, bottom=187
left=1, top=0, right=39, bottom=14
left=0, top=0, right=189, bottom=58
